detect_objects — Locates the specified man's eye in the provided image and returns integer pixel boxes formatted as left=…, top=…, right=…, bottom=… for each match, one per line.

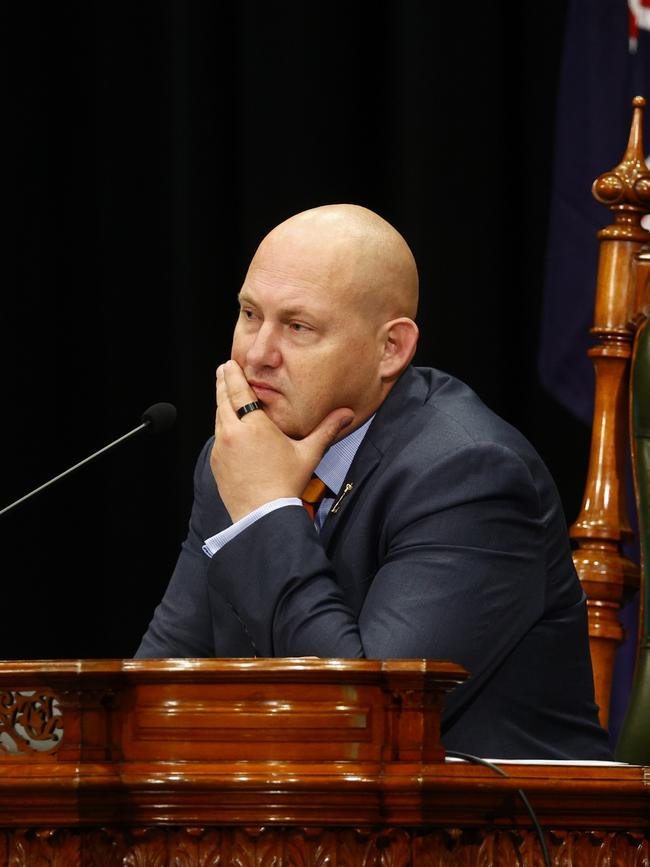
left=290, top=322, right=309, bottom=332
left=242, top=309, right=256, bottom=320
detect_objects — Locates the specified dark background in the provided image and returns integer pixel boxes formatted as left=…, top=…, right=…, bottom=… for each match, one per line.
left=5, top=2, right=604, bottom=669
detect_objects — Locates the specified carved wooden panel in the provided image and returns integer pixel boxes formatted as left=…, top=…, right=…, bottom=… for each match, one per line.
left=0, top=826, right=647, bottom=867
left=0, top=662, right=647, bottom=839
left=0, top=690, right=63, bottom=755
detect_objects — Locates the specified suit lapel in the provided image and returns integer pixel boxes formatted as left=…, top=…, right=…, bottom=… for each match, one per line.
left=318, top=366, right=432, bottom=550
left=318, top=438, right=382, bottom=548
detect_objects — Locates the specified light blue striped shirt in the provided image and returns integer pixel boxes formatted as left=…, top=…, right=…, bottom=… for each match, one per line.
left=202, top=415, right=374, bottom=557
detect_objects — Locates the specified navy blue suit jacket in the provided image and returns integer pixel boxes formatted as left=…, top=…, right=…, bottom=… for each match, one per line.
left=137, top=366, right=612, bottom=759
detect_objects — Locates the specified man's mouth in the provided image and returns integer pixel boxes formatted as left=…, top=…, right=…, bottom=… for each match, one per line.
left=248, top=380, right=282, bottom=401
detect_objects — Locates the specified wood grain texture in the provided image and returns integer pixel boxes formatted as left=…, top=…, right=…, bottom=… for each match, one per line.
left=0, top=659, right=647, bottom=866
left=571, top=96, right=650, bottom=724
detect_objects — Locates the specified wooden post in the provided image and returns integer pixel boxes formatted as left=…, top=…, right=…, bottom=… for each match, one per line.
left=570, top=97, right=650, bottom=726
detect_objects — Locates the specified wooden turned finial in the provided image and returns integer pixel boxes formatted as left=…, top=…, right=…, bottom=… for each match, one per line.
left=592, top=96, right=650, bottom=231
left=570, top=97, right=649, bottom=726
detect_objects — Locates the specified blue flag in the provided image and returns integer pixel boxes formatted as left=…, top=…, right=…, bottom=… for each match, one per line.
left=539, top=0, right=650, bottom=424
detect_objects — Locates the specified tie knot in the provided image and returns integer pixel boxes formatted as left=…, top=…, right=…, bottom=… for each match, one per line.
left=301, top=476, right=328, bottom=504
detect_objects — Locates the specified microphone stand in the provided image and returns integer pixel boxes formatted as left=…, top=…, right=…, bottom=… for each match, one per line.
left=1, top=402, right=176, bottom=517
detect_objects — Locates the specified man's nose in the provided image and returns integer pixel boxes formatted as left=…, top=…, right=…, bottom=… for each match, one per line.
left=245, top=322, right=281, bottom=368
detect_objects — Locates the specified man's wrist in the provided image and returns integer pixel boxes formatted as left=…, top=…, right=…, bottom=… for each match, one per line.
left=203, top=497, right=302, bottom=557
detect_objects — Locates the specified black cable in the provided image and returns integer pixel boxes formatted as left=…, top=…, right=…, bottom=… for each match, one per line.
left=445, top=750, right=551, bottom=867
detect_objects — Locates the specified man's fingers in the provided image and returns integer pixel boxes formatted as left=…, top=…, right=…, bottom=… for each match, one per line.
left=216, top=360, right=260, bottom=426
left=222, top=359, right=260, bottom=418
left=215, top=363, right=235, bottom=422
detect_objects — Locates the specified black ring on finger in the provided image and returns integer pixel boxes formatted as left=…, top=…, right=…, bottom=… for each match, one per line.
left=236, top=401, right=263, bottom=420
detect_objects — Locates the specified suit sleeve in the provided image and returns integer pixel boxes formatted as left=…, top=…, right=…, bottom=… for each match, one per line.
left=209, top=441, right=563, bottom=684
left=135, top=440, right=222, bottom=658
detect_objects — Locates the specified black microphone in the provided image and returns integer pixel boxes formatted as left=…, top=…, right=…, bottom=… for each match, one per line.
left=1, top=402, right=177, bottom=517
left=140, top=402, right=177, bottom=435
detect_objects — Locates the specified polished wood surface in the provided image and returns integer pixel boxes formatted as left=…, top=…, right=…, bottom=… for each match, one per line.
left=571, top=96, right=650, bottom=725
left=0, top=658, right=467, bottom=827
left=0, top=659, right=648, bottom=867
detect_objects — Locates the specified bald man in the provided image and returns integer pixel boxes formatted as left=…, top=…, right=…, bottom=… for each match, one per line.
left=137, top=205, right=611, bottom=760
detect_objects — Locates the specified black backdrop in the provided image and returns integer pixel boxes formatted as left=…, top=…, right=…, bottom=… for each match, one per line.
left=5, top=1, right=595, bottom=661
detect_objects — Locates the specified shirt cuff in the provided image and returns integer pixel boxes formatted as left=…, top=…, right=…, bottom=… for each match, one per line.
left=202, top=497, right=302, bottom=557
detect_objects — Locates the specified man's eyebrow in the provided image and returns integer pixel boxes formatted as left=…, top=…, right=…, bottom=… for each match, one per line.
left=236, top=292, right=320, bottom=320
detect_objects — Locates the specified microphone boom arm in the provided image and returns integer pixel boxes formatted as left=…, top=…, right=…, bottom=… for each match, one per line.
left=1, top=423, right=147, bottom=517
left=1, top=402, right=176, bottom=517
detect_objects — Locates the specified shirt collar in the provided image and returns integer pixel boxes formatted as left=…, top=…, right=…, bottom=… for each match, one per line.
left=315, top=415, right=374, bottom=496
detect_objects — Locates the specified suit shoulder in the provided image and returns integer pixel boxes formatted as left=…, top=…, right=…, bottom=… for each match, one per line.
left=412, top=367, right=532, bottom=454
left=375, top=367, right=557, bottom=507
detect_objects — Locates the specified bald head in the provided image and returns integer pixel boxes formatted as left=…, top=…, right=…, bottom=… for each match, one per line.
left=232, top=204, right=420, bottom=438
left=250, top=204, right=419, bottom=321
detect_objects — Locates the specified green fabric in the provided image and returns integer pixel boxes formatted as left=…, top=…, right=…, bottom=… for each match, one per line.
left=616, top=316, right=650, bottom=764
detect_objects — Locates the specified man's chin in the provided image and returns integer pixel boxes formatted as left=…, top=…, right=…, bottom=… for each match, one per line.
left=265, top=409, right=307, bottom=440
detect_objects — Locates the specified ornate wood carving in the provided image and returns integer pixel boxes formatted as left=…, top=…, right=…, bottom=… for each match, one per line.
left=0, top=689, right=63, bottom=755
left=0, top=826, right=646, bottom=867
left=571, top=96, right=650, bottom=725
left=0, top=660, right=646, bottom=865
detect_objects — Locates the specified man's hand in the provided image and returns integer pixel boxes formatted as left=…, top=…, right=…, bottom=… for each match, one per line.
left=211, top=360, right=353, bottom=523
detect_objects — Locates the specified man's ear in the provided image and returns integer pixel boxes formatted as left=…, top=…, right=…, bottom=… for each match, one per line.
left=379, top=318, right=419, bottom=381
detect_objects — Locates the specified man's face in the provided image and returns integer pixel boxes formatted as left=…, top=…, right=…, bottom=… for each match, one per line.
left=231, top=236, right=386, bottom=439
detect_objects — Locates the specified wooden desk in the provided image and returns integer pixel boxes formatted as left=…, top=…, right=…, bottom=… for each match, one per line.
left=0, top=659, right=647, bottom=865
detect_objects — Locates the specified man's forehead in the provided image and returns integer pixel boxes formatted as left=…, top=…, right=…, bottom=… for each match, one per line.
left=237, top=280, right=341, bottom=315
left=239, top=262, right=348, bottom=302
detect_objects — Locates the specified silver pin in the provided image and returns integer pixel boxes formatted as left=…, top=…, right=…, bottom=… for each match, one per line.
left=330, top=482, right=353, bottom=514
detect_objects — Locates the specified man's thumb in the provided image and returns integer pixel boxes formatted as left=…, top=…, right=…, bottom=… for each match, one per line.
left=305, top=408, right=354, bottom=456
